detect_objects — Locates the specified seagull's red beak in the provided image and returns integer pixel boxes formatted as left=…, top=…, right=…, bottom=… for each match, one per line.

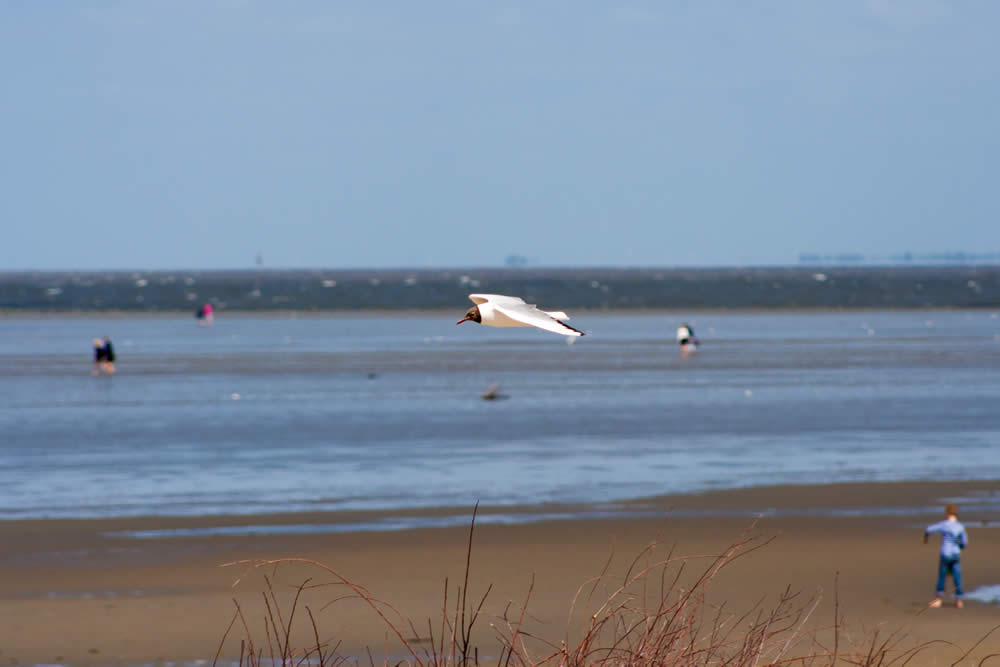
left=456, top=316, right=469, bottom=325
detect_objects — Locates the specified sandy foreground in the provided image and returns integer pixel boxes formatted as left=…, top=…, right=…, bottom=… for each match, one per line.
left=1, top=480, right=998, bottom=665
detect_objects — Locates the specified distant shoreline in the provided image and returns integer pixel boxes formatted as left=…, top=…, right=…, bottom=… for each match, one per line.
left=1, top=305, right=996, bottom=317
left=4, top=263, right=1000, bottom=274
left=2, top=478, right=994, bottom=534
left=2, top=265, right=998, bottom=312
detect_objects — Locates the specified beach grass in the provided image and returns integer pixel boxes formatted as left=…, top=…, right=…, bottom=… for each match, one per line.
left=214, top=509, right=1000, bottom=667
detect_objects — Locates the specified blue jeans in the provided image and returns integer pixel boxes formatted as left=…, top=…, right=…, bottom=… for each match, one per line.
left=936, top=556, right=963, bottom=597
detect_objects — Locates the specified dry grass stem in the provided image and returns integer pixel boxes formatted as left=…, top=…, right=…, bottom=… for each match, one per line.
left=213, top=513, right=1000, bottom=667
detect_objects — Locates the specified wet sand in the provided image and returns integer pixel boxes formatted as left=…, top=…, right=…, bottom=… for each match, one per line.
left=1, top=480, right=999, bottom=665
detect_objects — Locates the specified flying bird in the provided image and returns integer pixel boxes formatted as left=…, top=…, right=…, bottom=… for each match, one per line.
left=456, top=294, right=585, bottom=337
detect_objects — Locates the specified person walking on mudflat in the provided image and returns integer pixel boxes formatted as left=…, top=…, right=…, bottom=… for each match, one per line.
left=101, top=336, right=116, bottom=375
left=92, top=338, right=106, bottom=375
left=923, top=503, right=968, bottom=608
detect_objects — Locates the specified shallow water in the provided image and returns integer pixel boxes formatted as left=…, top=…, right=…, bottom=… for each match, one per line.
left=966, top=584, right=1000, bottom=603
left=2, top=310, right=999, bottom=522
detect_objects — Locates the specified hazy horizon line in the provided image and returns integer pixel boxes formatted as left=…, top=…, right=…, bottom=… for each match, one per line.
left=5, top=261, right=1000, bottom=274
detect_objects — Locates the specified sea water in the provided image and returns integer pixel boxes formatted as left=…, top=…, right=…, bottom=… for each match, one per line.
left=1, top=310, right=999, bottom=525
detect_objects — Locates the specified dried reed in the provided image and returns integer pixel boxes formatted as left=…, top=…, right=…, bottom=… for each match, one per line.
left=213, top=509, right=999, bottom=667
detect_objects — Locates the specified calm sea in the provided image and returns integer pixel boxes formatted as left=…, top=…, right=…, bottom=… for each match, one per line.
left=2, top=310, right=999, bottom=529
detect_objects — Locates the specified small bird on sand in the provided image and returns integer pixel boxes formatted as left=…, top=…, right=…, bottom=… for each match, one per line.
left=456, top=294, right=585, bottom=337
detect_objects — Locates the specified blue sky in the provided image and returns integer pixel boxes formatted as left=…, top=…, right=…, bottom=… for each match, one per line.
left=2, top=1, right=998, bottom=270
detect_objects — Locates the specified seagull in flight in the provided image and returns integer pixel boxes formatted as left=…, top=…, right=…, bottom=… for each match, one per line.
left=456, top=294, right=585, bottom=337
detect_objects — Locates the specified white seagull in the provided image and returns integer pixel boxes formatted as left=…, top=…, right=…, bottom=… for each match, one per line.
left=456, top=294, right=585, bottom=337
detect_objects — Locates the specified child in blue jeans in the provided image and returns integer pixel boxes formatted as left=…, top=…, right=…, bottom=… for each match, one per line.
left=923, top=503, right=968, bottom=608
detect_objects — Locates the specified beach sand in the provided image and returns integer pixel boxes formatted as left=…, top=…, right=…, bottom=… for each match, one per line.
left=1, top=480, right=998, bottom=665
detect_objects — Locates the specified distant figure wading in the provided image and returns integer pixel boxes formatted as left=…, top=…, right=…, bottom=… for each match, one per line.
left=196, top=302, right=214, bottom=325
left=923, top=503, right=968, bottom=608
left=676, top=322, right=699, bottom=358
left=92, top=336, right=116, bottom=375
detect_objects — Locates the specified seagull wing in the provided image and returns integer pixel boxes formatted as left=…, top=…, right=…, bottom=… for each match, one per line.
left=468, top=294, right=526, bottom=307
left=492, top=301, right=585, bottom=337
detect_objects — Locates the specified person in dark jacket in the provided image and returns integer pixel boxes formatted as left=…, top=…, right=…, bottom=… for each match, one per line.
left=101, top=336, right=116, bottom=375
left=92, top=338, right=106, bottom=375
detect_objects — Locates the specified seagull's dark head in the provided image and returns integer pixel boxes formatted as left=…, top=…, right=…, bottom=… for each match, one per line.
left=456, top=305, right=481, bottom=325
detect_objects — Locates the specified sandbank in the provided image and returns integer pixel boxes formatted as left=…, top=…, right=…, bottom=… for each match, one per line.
left=1, top=480, right=998, bottom=665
